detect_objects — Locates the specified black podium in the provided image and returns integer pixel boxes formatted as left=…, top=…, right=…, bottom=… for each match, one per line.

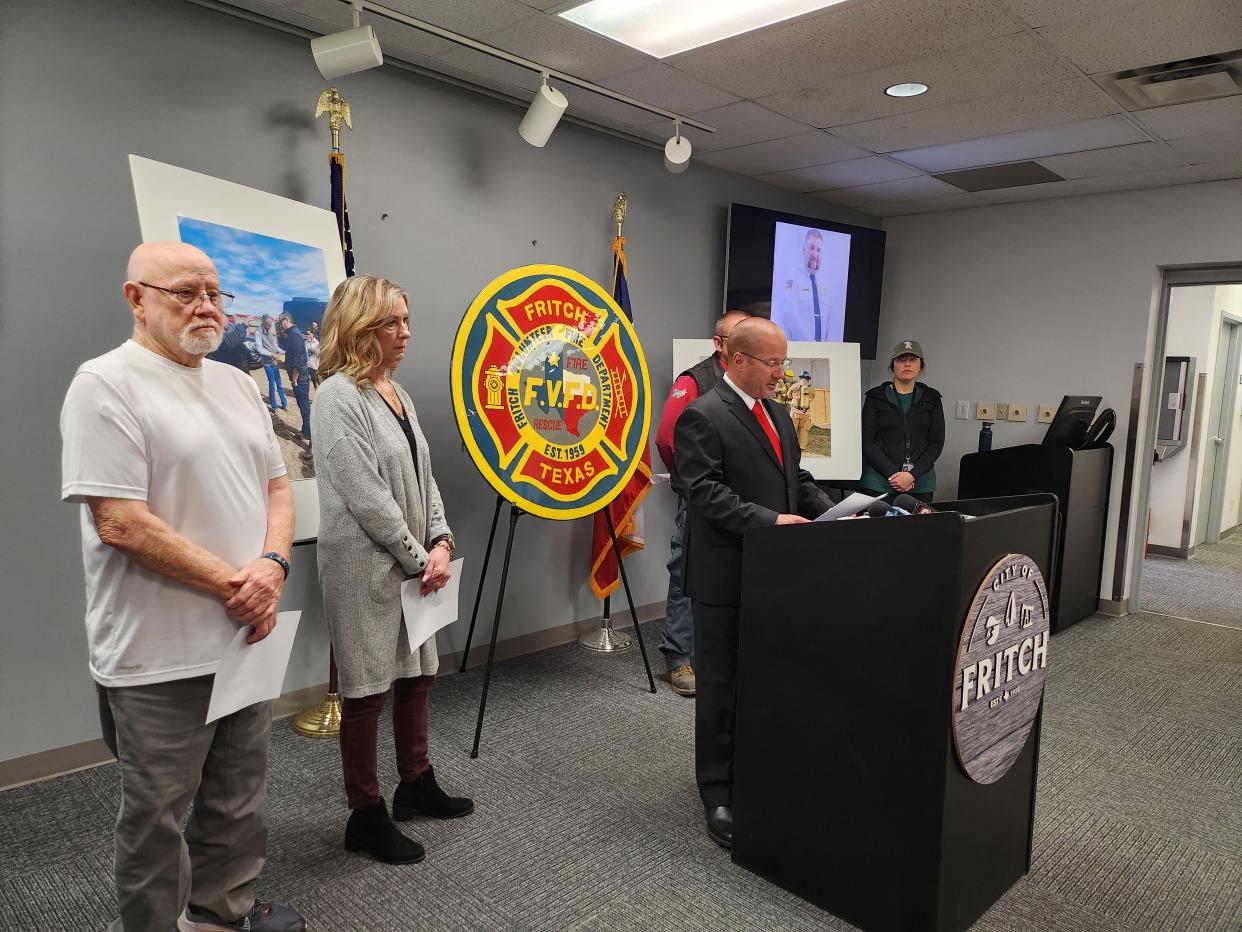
left=958, top=444, right=1112, bottom=630
left=732, top=495, right=1057, bottom=932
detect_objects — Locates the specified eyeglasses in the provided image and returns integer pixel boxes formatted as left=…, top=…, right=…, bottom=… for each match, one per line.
left=140, top=282, right=235, bottom=310
left=737, top=351, right=785, bottom=370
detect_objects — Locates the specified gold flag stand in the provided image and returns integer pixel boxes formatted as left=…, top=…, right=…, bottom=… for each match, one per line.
left=293, top=86, right=354, bottom=739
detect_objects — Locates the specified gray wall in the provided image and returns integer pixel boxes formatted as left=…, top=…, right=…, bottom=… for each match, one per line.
left=0, top=0, right=876, bottom=762
left=876, top=178, right=1242, bottom=601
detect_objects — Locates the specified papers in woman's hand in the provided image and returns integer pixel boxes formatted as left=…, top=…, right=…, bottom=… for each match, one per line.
left=400, top=558, right=464, bottom=652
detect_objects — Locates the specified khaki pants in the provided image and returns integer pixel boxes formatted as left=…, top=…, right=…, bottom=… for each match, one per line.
left=791, top=409, right=812, bottom=450
left=98, top=676, right=271, bottom=931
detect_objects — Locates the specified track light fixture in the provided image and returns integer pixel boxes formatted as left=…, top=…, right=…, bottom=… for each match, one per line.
left=519, top=73, right=569, bottom=148
left=311, top=2, right=384, bottom=80
left=664, top=120, right=692, bottom=174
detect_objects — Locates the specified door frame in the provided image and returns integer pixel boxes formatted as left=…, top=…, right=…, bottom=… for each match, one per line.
left=1125, top=265, right=1242, bottom=612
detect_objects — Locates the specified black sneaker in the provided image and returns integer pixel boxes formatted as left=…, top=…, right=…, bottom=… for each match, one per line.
left=179, top=900, right=305, bottom=931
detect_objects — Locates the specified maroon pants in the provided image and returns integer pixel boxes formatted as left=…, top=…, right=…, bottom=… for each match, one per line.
left=340, top=675, right=434, bottom=809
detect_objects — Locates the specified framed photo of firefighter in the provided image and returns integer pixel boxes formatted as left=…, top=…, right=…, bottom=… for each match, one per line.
left=672, top=338, right=861, bottom=481
left=128, top=155, right=347, bottom=542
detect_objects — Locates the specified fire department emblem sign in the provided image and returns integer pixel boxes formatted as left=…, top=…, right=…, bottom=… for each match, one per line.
left=450, top=264, right=651, bottom=521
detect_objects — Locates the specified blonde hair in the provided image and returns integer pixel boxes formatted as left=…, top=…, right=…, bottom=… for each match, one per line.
left=318, top=274, right=409, bottom=383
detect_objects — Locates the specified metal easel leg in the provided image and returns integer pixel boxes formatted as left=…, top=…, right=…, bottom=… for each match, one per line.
left=470, top=503, right=522, bottom=759
left=459, top=495, right=503, bottom=673
left=603, top=507, right=657, bottom=694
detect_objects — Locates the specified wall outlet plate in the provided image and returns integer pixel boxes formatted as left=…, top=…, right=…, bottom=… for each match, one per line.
left=976, top=402, right=996, bottom=420
left=1008, top=404, right=1028, bottom=422
left=995, top=402, right=1010, bottom=420
left=1037, top=404, right=1056, bottom=424
left=956, top=400, right=970, bottom=419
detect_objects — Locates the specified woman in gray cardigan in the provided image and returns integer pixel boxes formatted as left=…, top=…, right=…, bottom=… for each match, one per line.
left=312, top=274, right=472, bottom=865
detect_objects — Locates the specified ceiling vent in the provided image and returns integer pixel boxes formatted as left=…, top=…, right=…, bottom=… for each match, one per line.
left=933, top=161, right=1064, bottom=192
left=1096, top=50, right=1242, bottom=110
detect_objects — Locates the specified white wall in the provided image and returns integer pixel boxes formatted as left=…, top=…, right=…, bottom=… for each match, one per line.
left=878, top=178, right=1242, bottom=601
left=1148, top=286, right=1218, bottom=549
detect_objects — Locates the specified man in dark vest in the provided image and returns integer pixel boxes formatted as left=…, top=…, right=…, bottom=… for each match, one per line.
left=653, top=309, right=750, bottom=698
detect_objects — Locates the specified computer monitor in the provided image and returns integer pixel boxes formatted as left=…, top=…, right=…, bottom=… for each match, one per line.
left=1042, top=395, right=1102, bottom=449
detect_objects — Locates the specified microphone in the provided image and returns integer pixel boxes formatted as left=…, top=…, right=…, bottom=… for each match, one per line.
left=865, top=501, right=892, bottom=518
left=893, top=494, right=936, bottom=515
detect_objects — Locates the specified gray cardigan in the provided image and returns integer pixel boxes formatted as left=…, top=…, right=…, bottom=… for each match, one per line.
left=312, top=373, right=451, bottom=697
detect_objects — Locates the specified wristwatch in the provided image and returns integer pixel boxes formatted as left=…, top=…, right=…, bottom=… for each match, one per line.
left=432, top=534, right=455, bottom=556
left=262, top=551, right=291, bottom=579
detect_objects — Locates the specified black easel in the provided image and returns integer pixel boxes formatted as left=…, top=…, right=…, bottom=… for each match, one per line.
left=458, top=494, right=656, bottom=758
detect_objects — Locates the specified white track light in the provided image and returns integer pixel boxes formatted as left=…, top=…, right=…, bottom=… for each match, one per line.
left=311, top=9, right=383, bottom=81
left=519, top=75, right=569, bottom=147
left=664, top=122, right=692, bottom=173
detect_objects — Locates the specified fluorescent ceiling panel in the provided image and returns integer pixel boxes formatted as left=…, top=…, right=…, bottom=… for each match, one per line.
left=559, top=0, right=850, bottom=59
left=891, top=115, right=1149, bottom=173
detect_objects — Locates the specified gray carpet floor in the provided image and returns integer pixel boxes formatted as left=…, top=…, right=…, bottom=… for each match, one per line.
left=1, top=611, right=1240, bottom=931
left=1141, top=534, right=1242, bottom=628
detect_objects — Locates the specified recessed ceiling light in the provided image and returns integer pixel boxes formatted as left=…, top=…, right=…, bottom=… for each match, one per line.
left=559, top=0, right=851, bottom=59
left=885, top=82, right=929, bottom=98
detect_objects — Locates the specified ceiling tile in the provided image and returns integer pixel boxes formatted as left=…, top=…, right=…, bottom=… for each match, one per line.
left=477, top=11, right=658, bottom=81
left=434, top=45, right=545, bottom=94
left=1134, top=95, right=1242, bottom=141
left=810, top=175, right=962, bottom=207
left=665, top=0, right=1024, bottom=100
left=1000, top=0, right=1140, bottom=29
left=977, top=165, right=1200, bottom=203
left=831, top=78, right=1123, bottom=152
left=1166, top=129, right=1242, bottom=163
left=755, top=31, right=1081, bottom=129
left=379, top=0, right=535, bottom=39
left=759, top=156, right=922, bottom=192
left=868, top=192, right=990, bottom=217
left=892, top=115, right=1150, bottom=171
left=518, top=0, right=561, bottom=9
left=1190, top=158, right=1242, bottom=182
left=1035, top=0, right=1242, bottom=74
left=1037, top=141, right=1188, bottom=178
left=600, top=65, right=739, bottom=115
left=695, top=132, right=871, bottom=175
left=671, top=101, right=813, bottom=152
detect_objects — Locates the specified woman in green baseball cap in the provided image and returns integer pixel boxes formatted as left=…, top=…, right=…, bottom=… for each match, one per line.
left=859, top=340, right=945, bottom=503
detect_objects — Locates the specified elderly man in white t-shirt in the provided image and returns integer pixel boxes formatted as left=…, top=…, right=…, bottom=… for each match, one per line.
left=60, top=241, right=305, bottom=932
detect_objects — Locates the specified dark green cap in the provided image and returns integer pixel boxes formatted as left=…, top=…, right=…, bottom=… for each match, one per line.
left=891, top=340, right=923, bottom=360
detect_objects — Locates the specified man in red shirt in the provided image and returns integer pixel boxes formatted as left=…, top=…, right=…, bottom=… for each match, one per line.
left=655, top=309, right=750, bottom=697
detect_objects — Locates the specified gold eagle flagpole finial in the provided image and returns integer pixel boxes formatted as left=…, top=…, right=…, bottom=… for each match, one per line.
left=315, top=87, right=353, bottom=151
left=613, top=192, right=628, bottom=239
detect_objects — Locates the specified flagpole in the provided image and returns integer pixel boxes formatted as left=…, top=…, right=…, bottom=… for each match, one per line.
left=293, top=86, right=354, bottom=738
left=580, top=193, right=634, bottom=653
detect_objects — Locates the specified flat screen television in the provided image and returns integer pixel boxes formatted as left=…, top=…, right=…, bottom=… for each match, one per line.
left=724, top=203, right=887, bottom=358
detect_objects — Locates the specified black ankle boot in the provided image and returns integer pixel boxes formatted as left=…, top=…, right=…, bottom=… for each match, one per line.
left=344, top=800, right=425, bottom=863
left=392, top=766, right=474, bottom=821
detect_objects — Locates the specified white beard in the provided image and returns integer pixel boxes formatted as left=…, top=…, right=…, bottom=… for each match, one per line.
left=180, top=323, right=222, bottom=356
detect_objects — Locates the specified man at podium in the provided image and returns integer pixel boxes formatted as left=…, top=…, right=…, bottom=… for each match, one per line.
left=674, top=317, right=834, bottom=849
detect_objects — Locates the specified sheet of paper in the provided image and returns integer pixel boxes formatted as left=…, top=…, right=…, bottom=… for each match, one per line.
left=816, top=492, right=884, bottom=521
left=401, top=558, right=464, bottom=653
left=206, top=610, right=302, bottom=724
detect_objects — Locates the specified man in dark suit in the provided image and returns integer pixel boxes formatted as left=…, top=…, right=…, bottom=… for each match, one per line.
left=674, top=316, right=835, bottom=849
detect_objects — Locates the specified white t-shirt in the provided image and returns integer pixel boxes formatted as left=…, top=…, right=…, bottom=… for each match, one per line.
left=60, top=340, right=286, bottom=687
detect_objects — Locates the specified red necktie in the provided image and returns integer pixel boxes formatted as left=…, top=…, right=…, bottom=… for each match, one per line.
left=752, top=400, right=783, bottom=467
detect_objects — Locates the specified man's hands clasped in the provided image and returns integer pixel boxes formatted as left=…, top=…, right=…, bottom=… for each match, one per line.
left=224, top=557, right=286, bottom=644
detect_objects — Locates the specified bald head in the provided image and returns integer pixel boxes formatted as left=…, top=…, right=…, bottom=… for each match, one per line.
left=126, top=241, right=215, bottom=283
left=713, top=309, right=751, bottom=339
left=124, top=241, right=224, bottom=367
left=726, top=316, right=784, bottom=359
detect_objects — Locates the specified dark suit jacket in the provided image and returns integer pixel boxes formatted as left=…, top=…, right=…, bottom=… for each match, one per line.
left=674, top=381, right=835, bottom=606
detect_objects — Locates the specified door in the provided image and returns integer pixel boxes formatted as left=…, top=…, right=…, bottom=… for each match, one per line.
left=1195, top=319, right=1239, bottom=545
